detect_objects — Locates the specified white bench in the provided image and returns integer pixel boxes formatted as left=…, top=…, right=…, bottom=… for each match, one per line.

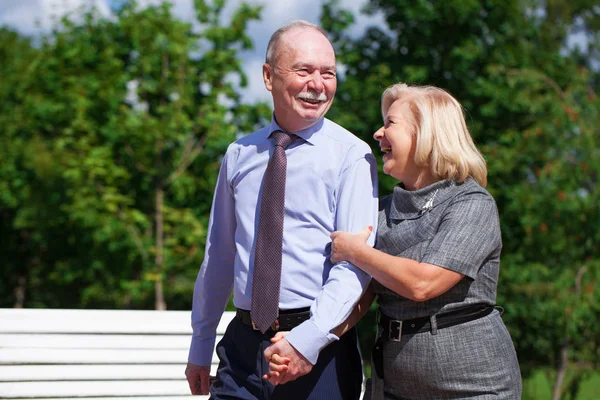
left=0, top=308, right=236, bottom=400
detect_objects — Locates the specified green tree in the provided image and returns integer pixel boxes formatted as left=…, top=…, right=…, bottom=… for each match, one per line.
left=0, top=0, right=268, bottom=310
left=320, top=0, right=599, bottom=396
left=0, top=27, right=43, bottom=308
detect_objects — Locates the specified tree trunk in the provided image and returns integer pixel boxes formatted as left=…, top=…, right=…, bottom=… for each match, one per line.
left=552, top=267, right=587, bottom=400
left=13, top=275, right=26, bottom=308
left=154, top=187, right=166, bottom=311
left=552, top=342, right=568, bottom=400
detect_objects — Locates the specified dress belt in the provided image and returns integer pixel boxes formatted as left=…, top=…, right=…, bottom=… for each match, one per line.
left=380, top=304, right=495, bottom=341
left=236, top=307, right=310, bottom=332
left=372, top=304, right=495, bottom=380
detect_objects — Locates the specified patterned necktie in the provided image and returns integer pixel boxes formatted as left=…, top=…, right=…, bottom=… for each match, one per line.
left=251, top=130, right=296, bottom=333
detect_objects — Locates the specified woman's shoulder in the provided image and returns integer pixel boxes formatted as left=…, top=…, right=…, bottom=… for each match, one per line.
left=444, top=179, right=500, bottom=224
left=449, top=178, right=496, bottom=204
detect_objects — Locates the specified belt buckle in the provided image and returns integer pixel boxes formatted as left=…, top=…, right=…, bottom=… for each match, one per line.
left=388, top=319, right=402, bottom=342
left=251, top=319, right=280, bottom=331
left=271, top=319, right=280, bottom=331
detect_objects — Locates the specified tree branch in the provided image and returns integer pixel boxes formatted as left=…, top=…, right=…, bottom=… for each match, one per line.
left=166, top=135, right=208, bottom=185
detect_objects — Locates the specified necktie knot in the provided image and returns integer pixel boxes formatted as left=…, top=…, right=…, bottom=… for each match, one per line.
left=271, top=130, right=295, bottom=149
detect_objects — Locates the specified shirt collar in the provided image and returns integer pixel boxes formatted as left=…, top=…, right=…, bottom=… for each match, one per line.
left=388, top=179, right=460, bottom=220
left=266, top=114, right=324, bottom=146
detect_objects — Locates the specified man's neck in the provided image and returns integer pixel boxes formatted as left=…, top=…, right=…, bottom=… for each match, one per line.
left=273, top=114, right=320, bottom=133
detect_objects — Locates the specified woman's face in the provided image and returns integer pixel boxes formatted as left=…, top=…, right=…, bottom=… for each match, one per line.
left=373, top=99, right=419, bottom=183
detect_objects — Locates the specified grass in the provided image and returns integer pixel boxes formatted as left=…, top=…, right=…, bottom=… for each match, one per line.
left=522, top=367, right=600, bottom=400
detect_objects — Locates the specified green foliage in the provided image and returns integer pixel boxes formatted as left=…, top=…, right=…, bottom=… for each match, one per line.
left=1, top=0, right=598, bottom=395
left=0, top=0, right=266, bottom=310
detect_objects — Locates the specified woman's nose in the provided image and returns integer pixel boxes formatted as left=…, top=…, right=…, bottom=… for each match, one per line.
left=373, top=127, right=384, bottom=141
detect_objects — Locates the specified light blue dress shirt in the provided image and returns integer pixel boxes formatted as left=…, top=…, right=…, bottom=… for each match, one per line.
left=189, top=116, right=379, bottom=365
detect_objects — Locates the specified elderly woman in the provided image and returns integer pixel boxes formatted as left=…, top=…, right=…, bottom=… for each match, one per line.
left=267, top=83, right=522, bottom=399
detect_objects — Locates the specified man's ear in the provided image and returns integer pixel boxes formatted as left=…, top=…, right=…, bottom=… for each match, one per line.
left=263, top=63, right=273, bottom=92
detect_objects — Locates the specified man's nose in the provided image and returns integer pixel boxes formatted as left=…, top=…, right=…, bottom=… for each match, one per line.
left=308, top=71, right=324, bottom=92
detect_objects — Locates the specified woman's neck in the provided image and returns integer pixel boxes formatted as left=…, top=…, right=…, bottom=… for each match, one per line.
left=403, top=170, right=437, bottom=191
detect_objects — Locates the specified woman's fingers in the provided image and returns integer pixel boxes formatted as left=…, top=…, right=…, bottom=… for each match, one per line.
left=269, top=353, right=290, bottom=366
left=270, top=331, right=289, bottom=343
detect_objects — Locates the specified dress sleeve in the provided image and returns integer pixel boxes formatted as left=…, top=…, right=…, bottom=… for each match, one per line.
left=421, top=192, right=501, bottom=279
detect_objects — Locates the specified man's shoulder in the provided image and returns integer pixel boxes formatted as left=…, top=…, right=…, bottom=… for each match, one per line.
left=321, top=118, right=371, bottom=150
left=228, top=125, right=270, bottom=150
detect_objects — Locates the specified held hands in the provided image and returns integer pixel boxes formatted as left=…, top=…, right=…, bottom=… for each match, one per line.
left=184, top=362, right=213, bottom=395
left=262, top=332, right=312, bottom=386
left=330, top=226, right=372, bottom=264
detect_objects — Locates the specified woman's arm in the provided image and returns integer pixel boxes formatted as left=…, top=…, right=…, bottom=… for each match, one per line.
left=330, top=227, right=464, bottom=302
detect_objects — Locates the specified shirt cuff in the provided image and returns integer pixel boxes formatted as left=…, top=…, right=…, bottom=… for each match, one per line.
left=285, top=320, right=339, bottom=365
left=188, top=335, right=217, bottom=367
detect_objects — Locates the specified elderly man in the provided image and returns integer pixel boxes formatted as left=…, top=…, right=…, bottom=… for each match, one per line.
left=185, top=20, right=378, bottom=399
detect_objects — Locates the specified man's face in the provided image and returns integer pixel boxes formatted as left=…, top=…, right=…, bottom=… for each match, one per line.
left=263, top=28, right=337, bottom=133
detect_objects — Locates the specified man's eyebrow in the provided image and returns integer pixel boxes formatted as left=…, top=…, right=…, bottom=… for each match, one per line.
left=291, top=62, right=336, bottom=70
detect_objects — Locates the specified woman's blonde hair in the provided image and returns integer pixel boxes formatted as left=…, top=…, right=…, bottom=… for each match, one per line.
left=381, top=83, right=487, bottom=187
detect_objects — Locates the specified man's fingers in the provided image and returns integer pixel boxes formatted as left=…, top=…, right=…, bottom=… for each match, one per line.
left=279, top=374, right=293, bottom=385
left=184, top=363, right=212, bottom=395
left=199, top=375, right=212, bottom=395
left=264, top=345, right=274, bottom=361
left=186, top=378, right=199, bottom=395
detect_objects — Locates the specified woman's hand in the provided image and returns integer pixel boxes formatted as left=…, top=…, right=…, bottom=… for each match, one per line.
left=330, top=226, right=372, bottom=264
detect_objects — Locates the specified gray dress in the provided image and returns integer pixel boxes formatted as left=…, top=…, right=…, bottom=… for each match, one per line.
left=369, top=179, right=522, bottom=400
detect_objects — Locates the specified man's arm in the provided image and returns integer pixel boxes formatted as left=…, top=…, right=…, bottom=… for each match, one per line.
left=186, top=150, right=237, bottom=393
left=264, top=284, right=376, bottom=385
left=277, top=150, right=378, bottom=371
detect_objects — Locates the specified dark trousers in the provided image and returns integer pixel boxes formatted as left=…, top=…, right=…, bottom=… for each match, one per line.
left=210, top=316, right=363, bottom=400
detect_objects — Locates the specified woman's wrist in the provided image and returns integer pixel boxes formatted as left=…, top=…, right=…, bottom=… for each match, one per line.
left=348, top=242, right=366, bottom=266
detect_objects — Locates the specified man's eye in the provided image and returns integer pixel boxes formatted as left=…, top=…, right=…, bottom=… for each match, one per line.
left=323, top=72, right=336, bottom=79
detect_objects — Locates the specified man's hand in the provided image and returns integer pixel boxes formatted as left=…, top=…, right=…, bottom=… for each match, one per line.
left=185, top=362, right=212, bottom=395
left=263, top=337, right=313, bottom=385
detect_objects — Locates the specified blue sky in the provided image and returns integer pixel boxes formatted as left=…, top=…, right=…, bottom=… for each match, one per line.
left=0, top=0, right=384, bottom=103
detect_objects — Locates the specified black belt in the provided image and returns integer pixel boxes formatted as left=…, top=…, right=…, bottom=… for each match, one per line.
left=372, top=304, right=495, bottom=379
left=236, top=308, right=310, bottom=332
left=380, top=304, right=494, bottom=341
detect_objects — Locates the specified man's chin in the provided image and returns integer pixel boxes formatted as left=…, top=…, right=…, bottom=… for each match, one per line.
left=297, top=106, right=330, bottom=121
